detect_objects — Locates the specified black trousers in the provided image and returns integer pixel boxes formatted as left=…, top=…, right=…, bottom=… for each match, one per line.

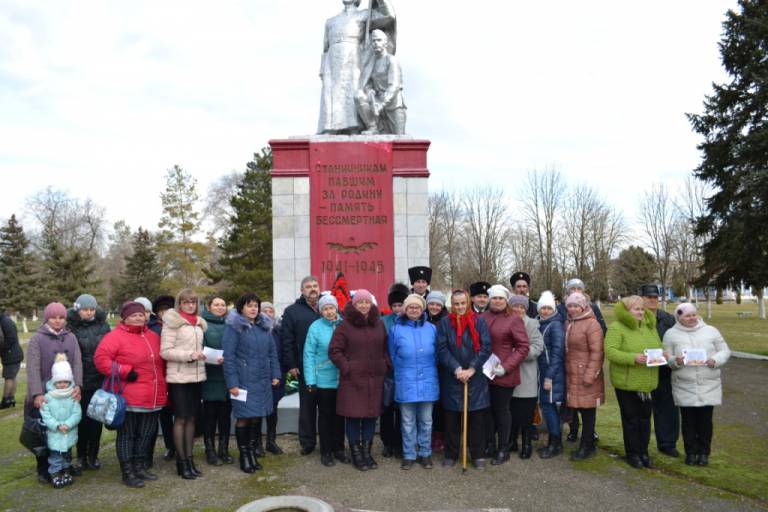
left=444, top=409, right=485, bottom=460
left=316, top=388, right=345, bottom=454
left=509, top=396, right=537, bottom=442
left=298, top=374, right=318, bottom=450
left=615, top=389, right=653, bottom=457
left=254, top=394, right=280, bottom=438
left=651, top=368, right=680, bottom=450
left=116, top=411, right=160, bottom=463
left=680, top=406, right=714, bottom=456
left=574, top=408, right=596, bottom=445
left=77, top=389, right=103, bottom=459
left=202, top=399, right=231, bottom=439
left=490, top=386, right=515, bottom=451
left=379, top=402, right=402, bottom=450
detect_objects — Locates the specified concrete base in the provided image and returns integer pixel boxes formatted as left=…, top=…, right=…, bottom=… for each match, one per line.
left=236, top=496, right=334, bottom=512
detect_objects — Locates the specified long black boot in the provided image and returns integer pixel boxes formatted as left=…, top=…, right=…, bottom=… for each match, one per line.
left=218, top=434, right=234, bottom=464
left=235, top=426, right=255, bottom=474
left=176, top=458, right=196, bottom=480
left=36, top=454, right=51, bottom=484
left=520, top=428, right=533, bottom=459
left=362, top=440, right=378, bottom=469
left=134, top=457, right=158, bottom=481
left=250, top=421, right=265, bottom=457
left=189, top=455, right=203, bottom=477
left=86, top=442, right=101, bottom=469
left=350, top=443, right=368, bottom=471
left=204, top=436, right=221, bottom=466
left=120, top=460, right=145, bottom=487
left=266, top=413, right=283, bottom=455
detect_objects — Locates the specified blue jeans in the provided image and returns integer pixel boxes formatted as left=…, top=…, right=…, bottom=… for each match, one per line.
left=48, top=449, right=72, bottom=475
left=399, top=402, right=433, bottom=460
left=541, top=402, right=561, bottom=437
left=346, top=417, right=376, bottom=444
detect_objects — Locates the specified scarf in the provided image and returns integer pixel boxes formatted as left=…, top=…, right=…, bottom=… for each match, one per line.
left=48, top=385, right=74, bottom=400
left=449, top=310, right=480, bottom=353
left=180, top=311, right=198, bottom=326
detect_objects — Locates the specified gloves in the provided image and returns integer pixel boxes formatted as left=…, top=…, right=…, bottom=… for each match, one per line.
left=493, top=365, right=506, bottom=377
left=126, top=370, right=138, bottom=382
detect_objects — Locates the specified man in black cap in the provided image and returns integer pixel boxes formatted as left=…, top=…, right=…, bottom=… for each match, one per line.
left=640, top=284, right=680, bottom=457
left=408, top=266, right=432, bottom=298
left=469, top=281, right=491, bottom=314
left=510, top=271, right=538, bottom=318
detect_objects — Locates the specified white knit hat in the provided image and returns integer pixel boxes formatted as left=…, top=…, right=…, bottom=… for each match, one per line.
left=487, top=284, right=510, bottom=300
left=51, top=353, right=74, bottom=384
left=537, top=291, right=557, bottom=312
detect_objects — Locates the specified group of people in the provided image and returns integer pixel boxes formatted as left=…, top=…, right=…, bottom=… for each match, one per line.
left=21, top=290, right=286, bottom=488
left=283, top=267, right=731, bottom=473
left=11, top=265, right=731, bottom=489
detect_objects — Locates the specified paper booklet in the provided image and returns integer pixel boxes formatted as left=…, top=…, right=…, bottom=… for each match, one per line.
left=203, top=346, right=224, bottom=365
left=644, top=348, right=667, bottom=367
left=483, top=353, right=502, bottom=380
left=683, top=348, right=708, bottom=366
left=230, top=389, right=247, bottom=402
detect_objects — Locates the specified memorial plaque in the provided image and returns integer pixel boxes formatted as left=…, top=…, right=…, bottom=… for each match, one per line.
left=309, top=141, right=394, bottom=303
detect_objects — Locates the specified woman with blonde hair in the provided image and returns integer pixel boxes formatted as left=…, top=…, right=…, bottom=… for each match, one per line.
left=161, top=289, right=207, bottom=479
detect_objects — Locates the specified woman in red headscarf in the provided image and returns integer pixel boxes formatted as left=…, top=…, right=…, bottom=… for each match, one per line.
left=435, top=290, right=492, bottom=469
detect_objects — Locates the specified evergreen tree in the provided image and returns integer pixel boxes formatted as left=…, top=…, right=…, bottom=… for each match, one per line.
left=114, top=228, right=165, bottom=303
left=206, top=148, right=273, bottom=301
left=39, top=222, right=99, bottom=305
left=611, top=246, right=656, bottom=298
left=687, top=0, right=768, bottom=311
left=157, top=164, right=209, bottom=290
left=0, top=215, right=40, bottom=315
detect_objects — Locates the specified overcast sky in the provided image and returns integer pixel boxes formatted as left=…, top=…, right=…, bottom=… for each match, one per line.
left=0, top=0, right=735, bottom=239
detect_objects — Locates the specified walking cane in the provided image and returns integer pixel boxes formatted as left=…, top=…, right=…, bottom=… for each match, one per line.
left=462, top=380, right=469, bottom=473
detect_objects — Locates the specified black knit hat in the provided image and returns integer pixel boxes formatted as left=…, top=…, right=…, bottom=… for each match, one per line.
left=152, top=295, right=175, bottom=314
left=387, top=283, right=410, bottom=307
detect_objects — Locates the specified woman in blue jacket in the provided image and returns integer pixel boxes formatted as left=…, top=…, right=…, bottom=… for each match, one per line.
left=536, top=291, right=566, bottom=459
left=389, top=294, right=439, bottom=470
left=303, top=295, right=347, bottom=467
left=223, top=293, right=281, bottom=474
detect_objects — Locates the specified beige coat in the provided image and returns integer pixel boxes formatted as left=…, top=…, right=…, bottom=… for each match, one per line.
left=663, top=319, right=730, bottom=407
left=161, top=309, right=208, bottom=384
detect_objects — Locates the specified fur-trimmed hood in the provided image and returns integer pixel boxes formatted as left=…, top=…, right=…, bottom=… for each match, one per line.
left=342, top=301, right=381, bottom=327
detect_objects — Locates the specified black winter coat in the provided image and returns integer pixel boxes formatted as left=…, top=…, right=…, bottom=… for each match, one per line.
left=280, top=296, right=320, bottom=372
left=66, top=308, right=111, bottom=390
left=436, top=315, right=491, bottom=412
left=655, top=308, right=676, bottom=382
left=0, top=314, right=23, bottom=365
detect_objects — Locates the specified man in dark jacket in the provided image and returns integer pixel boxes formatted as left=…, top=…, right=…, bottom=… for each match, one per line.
left=408, top=266, right=431, bottom=298
left=510, top=271, right=538, bottom=319
left=641, top=284, right=680, bottom=457
left=281, top=276, right=322, bottom=455
left=469, top=282, right=491, bottom=314
left=0, top=312, right=23, bottom=409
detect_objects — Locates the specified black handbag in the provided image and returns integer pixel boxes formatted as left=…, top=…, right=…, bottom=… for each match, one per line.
left=382, top=373, right=395, bottom=408
left=19, top=413, right=48, bottom=457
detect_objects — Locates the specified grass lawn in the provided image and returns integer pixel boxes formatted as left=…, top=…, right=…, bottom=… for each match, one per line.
left=601, top=301, right=768, bottom=355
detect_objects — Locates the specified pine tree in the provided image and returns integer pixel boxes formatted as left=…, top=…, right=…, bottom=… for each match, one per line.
left=0, top=215, right=40, bottom=316
left=687, top=0, right=768, bottom=316
left=611, top=246, right=657, bottom=298
left=114, top=228, right=166, bottom=303
left=157, top=164, right=209, bottom=290
left=39, top=222, right=99, bottom=305
left=206, top=148, right=273, bottom=301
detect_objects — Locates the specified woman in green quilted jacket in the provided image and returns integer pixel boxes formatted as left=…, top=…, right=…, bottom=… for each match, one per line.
left=604, top=295, right=666, bottom=470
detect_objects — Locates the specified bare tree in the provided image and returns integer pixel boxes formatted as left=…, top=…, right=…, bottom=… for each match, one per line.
left=673, top=177, right=709, bottom=303
left=589, top=204, right=626, bottom=301
left=508, top=223, right=538, bottom=283
left=428, top=190, right=463, bottom=288
left=520, top=168, right=565, bottom=291
left=459, top=186, right=511, bottom=285
left=203, top=171, right=243, bottom=239
left=640, top=183, right=676, bottom=307
left=562, top=184, right=599, bottom=280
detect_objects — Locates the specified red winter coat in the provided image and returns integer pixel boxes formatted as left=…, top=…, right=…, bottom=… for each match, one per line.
left=94, top=323, right=167, bottom=410
left=329, top=303, right=391, bottom=418
left=481, top=309, right=530, bottom=388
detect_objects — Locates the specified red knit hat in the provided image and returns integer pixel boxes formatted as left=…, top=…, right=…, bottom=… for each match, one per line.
left=121, top=301, right=147, bottom=320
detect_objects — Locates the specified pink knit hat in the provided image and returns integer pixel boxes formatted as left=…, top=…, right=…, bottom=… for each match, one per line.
left=44, top=302, right=67, bottom=321
left=565, top=292, right=589, bottom=310
left=352, top=289, right=374, bottom=304
left=675, top=302, right=697, bottom=318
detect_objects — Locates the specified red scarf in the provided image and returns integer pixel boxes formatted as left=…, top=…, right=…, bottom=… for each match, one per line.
left=449, top=310, right=480, bottom=353
left=180, top=311, right=198, bottom=326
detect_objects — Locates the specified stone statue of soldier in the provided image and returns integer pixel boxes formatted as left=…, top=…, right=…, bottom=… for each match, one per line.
left=355, top=29, right=406, bottom=135
left=317, top=0, right=398, bottom=135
